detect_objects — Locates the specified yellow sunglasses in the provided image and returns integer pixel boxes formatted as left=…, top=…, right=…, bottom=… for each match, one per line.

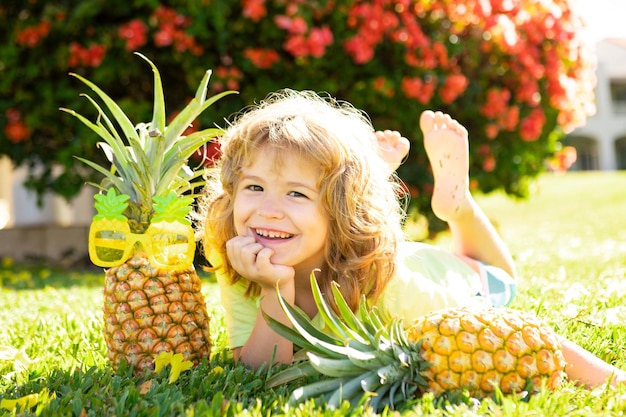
left=88, top=219, right=195, bottom=270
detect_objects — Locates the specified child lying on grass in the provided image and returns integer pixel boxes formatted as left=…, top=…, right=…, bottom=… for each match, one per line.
left=199, top=89, right=626, bottom=388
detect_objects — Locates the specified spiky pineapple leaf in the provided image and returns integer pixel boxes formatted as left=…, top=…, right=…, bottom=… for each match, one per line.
left=327, top=370, right=380, bottom=408
left=62, top=54, right=236, bottom=212
left=165, top=81, right=237, bottom=149
left=330, top=283, right=377, bottom=343
left=67, top=72, right=140, bottom=147
left=60, top=104, right=124, bottom=170
left=136, top=122, right=166, bottom=188
left=62, top=94, right=128, bottom=162
left=134, top=53, right=167, bottom=184
left=289, top=377, right=350, bottom=405
left=152, top=191, right=193, bottom=225
left=74, top=156, right=129, bottom=196
left=125, top=135, right=155, bottom=194
left=61, top=96, right=142, bottom=199
left=307, top=353, right=368, bottom=379
left=162, top=170, right=206, bottom=200
left=311, top=279, right=364, bottom=344
left=265, top=273, right=377, bottom=359
left=314, top=278, right=393, bottom=356
left=92, top=189, right=130, bottom=221
left=359, top=298, right=389, bottom=336
left=263, top=298, right=347, bottom=358
left=265, top=361, right=318, bottom=388
left=266, top=273, right=431, bottom=411
left=157, top=127, right=224, bottom=196
left=135, top=52, right=166, bottom=141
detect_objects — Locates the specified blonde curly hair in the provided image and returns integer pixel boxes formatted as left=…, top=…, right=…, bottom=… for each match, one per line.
left=199, top=89, right=407, bottom=311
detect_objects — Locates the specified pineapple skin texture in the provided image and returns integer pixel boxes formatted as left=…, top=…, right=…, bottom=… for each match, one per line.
left=103, top=253, right=211, bottom=373
left=407, top=307, right=567, bottom=398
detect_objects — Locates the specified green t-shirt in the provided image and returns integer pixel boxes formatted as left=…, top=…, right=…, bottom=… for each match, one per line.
left=214, top=241, right=487, bottom=349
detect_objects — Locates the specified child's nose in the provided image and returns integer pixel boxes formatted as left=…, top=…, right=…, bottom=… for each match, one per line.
left=257, top=196, right=284, bottom=219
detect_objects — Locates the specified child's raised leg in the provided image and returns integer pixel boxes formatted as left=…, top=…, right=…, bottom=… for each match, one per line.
left=420, top=110, right=517, bottom=279
left=420, top=111, right=626, bottom=388
left=560, top=338, right=626, bottom=388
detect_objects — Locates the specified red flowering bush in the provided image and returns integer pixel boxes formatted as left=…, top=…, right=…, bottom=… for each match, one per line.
left=0, top=0, right=595, bottom=229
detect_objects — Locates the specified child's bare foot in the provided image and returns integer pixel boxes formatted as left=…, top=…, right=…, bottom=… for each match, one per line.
left=420, top=110, right=471, bottom=221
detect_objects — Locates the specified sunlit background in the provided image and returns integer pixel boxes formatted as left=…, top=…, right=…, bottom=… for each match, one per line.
left=572, top=0, right=626, bottom=42
left=2, top=1, right=626, bottom=256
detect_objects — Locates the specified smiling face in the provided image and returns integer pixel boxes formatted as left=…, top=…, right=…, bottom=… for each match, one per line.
left=233, top=146, right=329, bottom=278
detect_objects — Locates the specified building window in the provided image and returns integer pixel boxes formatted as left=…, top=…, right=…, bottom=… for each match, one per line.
left=610, top=80, right=626, bottom=113
left=616, top=137, right=626, bottom=170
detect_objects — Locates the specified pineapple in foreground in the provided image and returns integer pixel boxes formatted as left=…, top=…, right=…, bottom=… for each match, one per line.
left=61, top=53, right=235, bottom=373
left=266, top=275, right=567, bottom=410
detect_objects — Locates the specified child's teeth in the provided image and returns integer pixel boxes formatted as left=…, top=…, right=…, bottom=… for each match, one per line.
left=257, top=229, right=291, bottom=238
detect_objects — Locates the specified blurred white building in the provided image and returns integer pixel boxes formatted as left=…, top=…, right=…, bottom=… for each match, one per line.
left=0, top=158, right=94, bottom=261
left=565, top=38, right=626, bottom=170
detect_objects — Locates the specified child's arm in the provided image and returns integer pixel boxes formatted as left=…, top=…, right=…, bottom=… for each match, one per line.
left=226, top=235, right=297, bottom=368
left=233, top=280, right=296, bottom=368
left=375, top=130, right=410, bottom=172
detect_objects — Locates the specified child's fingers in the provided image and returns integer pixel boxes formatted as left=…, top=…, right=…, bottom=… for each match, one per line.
left=255, top=247, right=275, bottom=271
left=252, top=247, right=295, bottom=284
left=226, top=236, right=263, bottom=272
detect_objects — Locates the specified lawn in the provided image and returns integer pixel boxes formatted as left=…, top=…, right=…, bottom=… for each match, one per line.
left=1, top=171, right=626, bottom=416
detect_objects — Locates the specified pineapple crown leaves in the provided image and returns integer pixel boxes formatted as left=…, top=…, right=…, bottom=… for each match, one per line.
left=92, top=188, right=130, bottom=221
left=151, top=191, right=193, bottom=225
left=60, top=52, right=237, bottom=206
left=265, top=274, right=429, bottom=411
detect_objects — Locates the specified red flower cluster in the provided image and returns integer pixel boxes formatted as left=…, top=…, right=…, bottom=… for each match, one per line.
left=2, top=0, right=598, bottom=221
left=230, top=0, right=594, bottom=151
left=244, top=48, right=280, bottom=69
left=59, top=5, right=209, bottom=75
left=401, top=77, right=436, bottom=104
left=481, top=89, right=520, bottom=139
left=192, top=140, right=222, bottom=167
left=119, top=20, right=148, bottom=51
left=478, top=144, right=497, bottom=172
left=520, top=108, right=547, bottom=142
left=68, top=42, right=106, bottom=68
left=4, top=109, right=30, bottom=144
left=345, top=0, right=592, bottom=142
left=274, top=15, right=333, bottom=59
left=115, top=7, right=205, bottom=58
left=404, top=42, right=450, bottom=70
left=439, top=74, right=468, bottom=104
left=345, top=1, right=408, bottom=64
left=336, top=1, right=472, bottom=115
left=372, top=76, right=395, bottom=98
left=481, top=88, right=512, bottom=119
left=548, top=146, right=578, bottom=173
left=242, top=0, right=267, bottom=22
left=211, top=66, right=244, bottom=93
left=151, top=6, right=203, bottom=55
left=15, top=21, right=51, bottom=47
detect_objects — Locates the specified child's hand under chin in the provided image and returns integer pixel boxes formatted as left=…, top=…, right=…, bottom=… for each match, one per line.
left=226, top=235, right=295, bottom=288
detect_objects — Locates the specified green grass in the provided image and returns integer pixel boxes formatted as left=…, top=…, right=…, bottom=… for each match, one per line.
left=1, top=171, right=626, bottom=416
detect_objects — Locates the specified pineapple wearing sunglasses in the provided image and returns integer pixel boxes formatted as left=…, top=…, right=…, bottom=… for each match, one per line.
left=62, top=54, right=235, bottom=373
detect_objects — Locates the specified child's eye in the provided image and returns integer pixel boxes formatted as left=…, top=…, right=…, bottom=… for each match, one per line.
left=246, top=184, right=263, bottom=192
left=288, top=191, right=308, bottom=198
